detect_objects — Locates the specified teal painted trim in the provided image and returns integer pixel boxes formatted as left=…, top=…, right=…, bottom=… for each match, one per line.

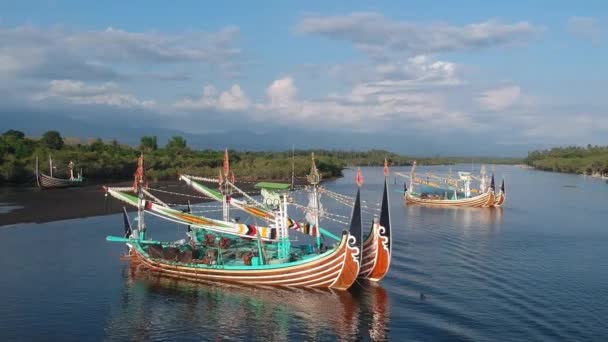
left=107, top=235, right=165, bottom=245
left=134, top=233, right=346, bottom=271
left=256, top=236, right=265, bottom=265
left=319, top=228, right=340, bottom=241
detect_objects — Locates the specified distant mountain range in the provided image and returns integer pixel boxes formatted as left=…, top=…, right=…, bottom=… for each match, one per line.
left=2, top=109, right=544, bottom=157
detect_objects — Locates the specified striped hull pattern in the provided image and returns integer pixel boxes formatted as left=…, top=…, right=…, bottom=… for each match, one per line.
left=358, top=224, right=391, bottom=281
left=37, top=172, right=84, bottom=189
left=494, top=191, right=506, bottom=207
left=405, top=190, right=495, bottom=208
left=130, top=231, right=360, bottom=290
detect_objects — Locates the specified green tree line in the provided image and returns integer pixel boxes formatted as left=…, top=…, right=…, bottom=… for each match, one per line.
left=524, top=144, right=608, bottom=175
left=0, top=129, right=521, bottom=185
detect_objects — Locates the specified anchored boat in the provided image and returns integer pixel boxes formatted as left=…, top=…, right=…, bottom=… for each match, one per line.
left=179, top=152, right=392, bottom=282
left=105, top=154, right=363, bottom=290
left=35, top=156, right=85, bottom=189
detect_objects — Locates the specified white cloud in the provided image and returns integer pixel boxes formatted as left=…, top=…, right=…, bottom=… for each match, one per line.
left=174, top=84, right=251, bottom=112
left=477, top=85, right=521, bottom=111
left=297, top=13, right=542, bottom=57
left=567, top=17, right=603, bottom=44
left=267, top=77, right=297, bottom=107
left=0, top=25, right=242, bottom=81
left=35, top=80, right=156, bottom=109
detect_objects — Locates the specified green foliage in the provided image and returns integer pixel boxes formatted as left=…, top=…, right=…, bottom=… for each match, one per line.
left=166, top=136, right=188, bottom=152
left=41, top=130, right=64, bottom=150
left=0, top=128, right=523, bottom=185
left=140, top=136, right=158, bottom=152
left=3, top=129, right=25, bottom=139
left=525, top=145, right=608, bottom=175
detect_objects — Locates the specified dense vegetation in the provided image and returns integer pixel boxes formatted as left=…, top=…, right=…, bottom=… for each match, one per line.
left=0, top=129, right=521, bottom=186
left=524, top=145, right=608, bottom=176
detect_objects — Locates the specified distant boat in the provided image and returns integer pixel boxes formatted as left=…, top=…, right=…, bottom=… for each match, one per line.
left=35, top=156, right=85, bottom=189
left=399, top=161, right=504, bottom=208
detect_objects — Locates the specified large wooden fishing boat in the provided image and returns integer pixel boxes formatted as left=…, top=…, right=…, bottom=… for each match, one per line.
left=400, top=161, right=499, bottom=208
left=105, top=154, right=363, bottom=290
left=35, top=156, right=84, bottom=189
left=179, top=152, right=392, bottom=282
left=405, top=188, right=495, bottom=207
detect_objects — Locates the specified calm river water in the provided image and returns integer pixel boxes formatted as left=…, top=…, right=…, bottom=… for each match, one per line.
left=1, top=165, right=607, bottom=341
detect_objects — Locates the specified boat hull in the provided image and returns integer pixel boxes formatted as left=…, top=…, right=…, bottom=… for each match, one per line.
left=129, top=231, right=360, bottom=290
left=358, top=223, right=391, bottom=281
left=494, top=191, right=506, bottom=207
left=37, top=172, right=84, bottom=189
left=405, top=190, right=495, bottom=208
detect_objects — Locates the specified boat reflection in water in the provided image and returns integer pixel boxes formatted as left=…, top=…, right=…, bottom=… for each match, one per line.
left=104, top=264, right=390, bottom=341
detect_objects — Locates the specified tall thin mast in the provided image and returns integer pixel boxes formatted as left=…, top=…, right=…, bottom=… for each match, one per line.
left=291, top=144, right=295, bottom=191
left=49, top=155, right=53, bottom=178
left=307, top=153, right=322, bottom=249
left=222, top=148, right=231, bottom=221
left=409, top=160, right=417, bottom=193
left=134, top=153, right=145, bottom=239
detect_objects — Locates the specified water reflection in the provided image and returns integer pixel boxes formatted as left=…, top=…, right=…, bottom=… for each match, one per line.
left=104, top=265, right=390, bottom=341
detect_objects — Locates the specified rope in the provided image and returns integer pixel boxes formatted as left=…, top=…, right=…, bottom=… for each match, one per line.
left=146, top=187, right=215, bottom=200
left=142, top=189, right=169, bottom=207
left=226, top=181, right=264, bottom=208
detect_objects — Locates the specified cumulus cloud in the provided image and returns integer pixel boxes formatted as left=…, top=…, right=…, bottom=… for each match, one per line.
left=174, top=84, right=251, bottom=112
left=567, top=17, right=603, bottom=44
left=477, top=85, right=521, bottom=111
left=35, top=80, right=156, bottom=109
left=297, top=13, right=542, bottom=57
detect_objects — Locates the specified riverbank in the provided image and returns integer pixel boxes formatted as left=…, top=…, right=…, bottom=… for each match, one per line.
left=0, top=180, right=269, bottom=226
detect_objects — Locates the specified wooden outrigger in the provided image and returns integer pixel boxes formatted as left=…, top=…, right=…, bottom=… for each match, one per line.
left=105, top=154, right=362, bottom=290
left=35, top=156, right=85, bottom=189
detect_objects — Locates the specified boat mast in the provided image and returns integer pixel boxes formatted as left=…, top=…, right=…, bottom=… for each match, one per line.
left=49, top=155, right=53, bottom=178
left=222, top=148, right=232, bottom=222
left=409, top=160, right=417, bottom=193
left=135, top=153, right=146, bottom=240
left=307, top=153, right=322, bottom=249
left=291, top=144, right=295, bottom=191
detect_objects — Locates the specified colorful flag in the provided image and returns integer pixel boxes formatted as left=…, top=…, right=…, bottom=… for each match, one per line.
left=133, top=153, right=145, bottom=191
left=384, top=158, right=389, bottom=177
left=223, top=148, right=230, bottom=175
left=356, top=167, right=364, bottom=187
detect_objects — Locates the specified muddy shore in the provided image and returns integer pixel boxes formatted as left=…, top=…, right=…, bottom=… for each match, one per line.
left=0, top=180, right=267, bottom=226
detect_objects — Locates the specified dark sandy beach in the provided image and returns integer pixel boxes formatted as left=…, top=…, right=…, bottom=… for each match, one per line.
left=0, top=180, right=260, bottom=226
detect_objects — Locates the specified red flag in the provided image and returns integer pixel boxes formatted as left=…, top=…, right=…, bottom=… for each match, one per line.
left=223, top=148, right=230, bottom=176
left=383, top=158, right=389, bottom=177
left=355, top=167, right=364, bottom=187
left=133, top=153, right=145, bottom=191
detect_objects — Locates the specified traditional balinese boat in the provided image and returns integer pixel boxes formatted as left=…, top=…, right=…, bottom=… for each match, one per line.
left=105, top=154, right=362, bottom=290
left=401, top=161, right=496, bottom=208
left=35, top=156, right=85, bottom=189
left=179, top=152, right=392, bottom=282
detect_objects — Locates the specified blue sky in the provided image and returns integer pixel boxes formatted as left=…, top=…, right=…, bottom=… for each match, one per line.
left=1, top=1, right=606, bottom=155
